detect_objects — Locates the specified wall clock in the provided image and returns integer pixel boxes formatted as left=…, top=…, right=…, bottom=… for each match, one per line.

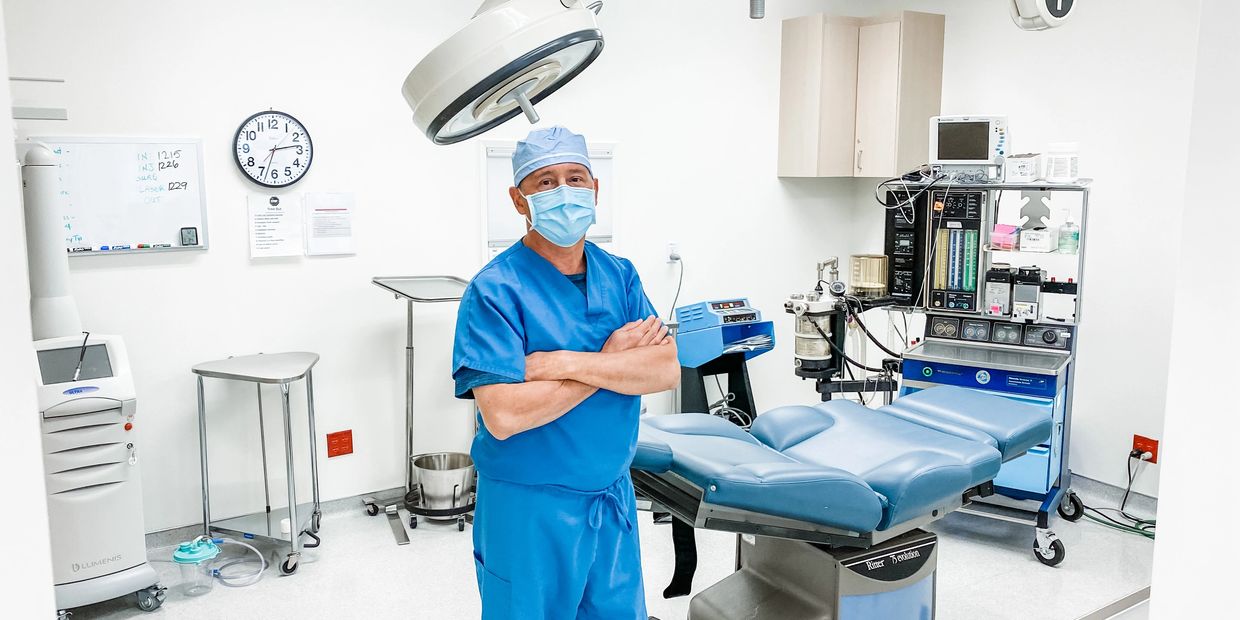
left=234, top=110, right=313, bottom=188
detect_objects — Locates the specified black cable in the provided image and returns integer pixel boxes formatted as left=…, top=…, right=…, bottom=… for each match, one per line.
left=71, top=331, right=91, bottom=381
left=1078, top=453, right=1156, bottom=538
left=841, top=297, right=903, bottom=359
left=812, top=320, right=883, bottom=373
left=666, top=258, right=684, bottom=321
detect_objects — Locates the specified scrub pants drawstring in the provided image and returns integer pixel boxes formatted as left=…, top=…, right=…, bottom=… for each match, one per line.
left=588, top=486, right=633, bottom=532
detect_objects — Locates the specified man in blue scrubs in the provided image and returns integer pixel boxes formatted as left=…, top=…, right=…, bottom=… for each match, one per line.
left=453, top=126, right=680, bottom=619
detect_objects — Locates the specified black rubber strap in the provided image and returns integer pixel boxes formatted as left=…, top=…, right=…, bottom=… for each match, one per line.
left=663, top=516, right=698, bottom=599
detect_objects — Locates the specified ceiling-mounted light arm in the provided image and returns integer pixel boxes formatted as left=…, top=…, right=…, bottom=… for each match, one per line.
left=749, top=0, right=765, bottom=19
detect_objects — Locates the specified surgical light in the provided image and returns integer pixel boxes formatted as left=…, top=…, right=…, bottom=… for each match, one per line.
left=401, top=0, right=605, bottom=145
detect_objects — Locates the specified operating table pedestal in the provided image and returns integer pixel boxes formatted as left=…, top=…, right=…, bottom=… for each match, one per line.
left=690, top=530, right=936, bottom=620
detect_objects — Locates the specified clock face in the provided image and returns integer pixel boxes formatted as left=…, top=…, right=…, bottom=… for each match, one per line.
left=234, top=111, right=313, bottom=188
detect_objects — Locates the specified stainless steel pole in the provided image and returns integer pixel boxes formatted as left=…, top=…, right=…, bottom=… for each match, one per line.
left=405, top=300, right=415, bottom=497
left=305, top=371, right=322, bottom=530
left=281, top=384, right=301, bottom=558
left=197, top=376, right=211, bottom=537
left=256, top=384, right=271, bottom=514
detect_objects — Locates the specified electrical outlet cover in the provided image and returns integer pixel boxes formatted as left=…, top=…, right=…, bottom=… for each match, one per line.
left=1132, top=434, right=1159, bottom=464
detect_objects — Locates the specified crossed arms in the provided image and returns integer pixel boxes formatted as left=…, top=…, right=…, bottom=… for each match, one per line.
left=473, top=317, right=681, bottom=440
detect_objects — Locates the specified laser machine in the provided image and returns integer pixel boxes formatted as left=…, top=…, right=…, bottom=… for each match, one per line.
left=23, top=144, right=164, bottom=614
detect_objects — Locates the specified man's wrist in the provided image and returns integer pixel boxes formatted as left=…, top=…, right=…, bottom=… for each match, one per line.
left=556, top=350, right=584, bottom=382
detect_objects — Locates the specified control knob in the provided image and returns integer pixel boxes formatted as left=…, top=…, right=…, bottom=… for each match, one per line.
left=1041, top=330, right=1059, bottom=345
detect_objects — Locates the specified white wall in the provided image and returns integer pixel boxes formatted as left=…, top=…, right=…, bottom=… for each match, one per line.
left=3, top=0, right=1196, bottom=533
left=847, top=0, right=1203, bottom=496
left=3, top=0, right=881, bottom=532
left=1150, top=0, right=1239, bottom=612
left=0, top=3, right=58, bottom=614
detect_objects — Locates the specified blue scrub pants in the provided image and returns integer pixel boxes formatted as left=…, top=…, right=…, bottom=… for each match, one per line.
left=473, top=472, right=647, bottom=619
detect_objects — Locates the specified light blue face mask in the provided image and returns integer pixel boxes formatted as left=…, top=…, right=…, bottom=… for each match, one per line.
left=522, top=185, right=596, bottom=247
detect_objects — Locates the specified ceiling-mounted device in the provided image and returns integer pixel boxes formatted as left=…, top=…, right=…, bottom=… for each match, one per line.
left=401, top=0, right=605, bottom=145
left=1009, top=0, right=1075, bottom=31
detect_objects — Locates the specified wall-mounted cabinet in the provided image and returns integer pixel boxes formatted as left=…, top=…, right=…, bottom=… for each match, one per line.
left=777, top=11, right=944, bottom=178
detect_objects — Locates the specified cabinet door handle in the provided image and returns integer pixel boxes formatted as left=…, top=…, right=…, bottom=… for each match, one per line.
left=856, top=149, right=863, bottom=172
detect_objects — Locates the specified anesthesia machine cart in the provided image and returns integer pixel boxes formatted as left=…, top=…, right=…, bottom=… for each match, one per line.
left=363, top=276, right=475, bottom=544
left=888, top=178, right=1092, bottom=566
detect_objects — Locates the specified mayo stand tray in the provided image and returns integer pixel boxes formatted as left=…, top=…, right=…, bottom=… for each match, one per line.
left=363, top=276, right=469, bottom=545
left=192, top=352, right=322, bottom=575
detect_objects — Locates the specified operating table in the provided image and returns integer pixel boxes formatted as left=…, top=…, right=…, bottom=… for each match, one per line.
left=632, top=385, right=1052, bottom=620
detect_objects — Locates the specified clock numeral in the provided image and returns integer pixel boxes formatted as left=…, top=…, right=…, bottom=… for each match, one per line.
left=246, top=157, right=255, bottom=167
left=292, top=132, right=300, bottom=143
left=242, top=143, right=251, bottom=154
left=293, top=159, right=300, bottom=167
left=271, top=169, right=279, bottom=180
left=245, top=130, right=257, bottom=140
left=258, top=166, right=265, bottom=175
left=284, top=167, right=292, bottom=177
left=296, top=146, right=304, bottom=155
left=268, top=118, right=279, bottom=129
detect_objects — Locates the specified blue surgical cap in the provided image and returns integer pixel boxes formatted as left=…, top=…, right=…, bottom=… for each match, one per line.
left=512, top=126, right=592, bottom=187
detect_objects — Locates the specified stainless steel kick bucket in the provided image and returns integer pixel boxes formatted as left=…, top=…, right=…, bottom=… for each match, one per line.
left=411, top=452, right=475, bottom=519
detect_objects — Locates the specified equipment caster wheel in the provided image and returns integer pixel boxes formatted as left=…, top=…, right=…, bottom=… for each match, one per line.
left=135, top=586, right=165, bottom=612
left=458, top=516, right=466, bottom=531
left=365, top=502, right=379, bottom=516
left=280, top=555, right=300, bottom=575
left=1034, top=538, right=1066, bottom=566
left=1057, top=492, right=1084, bottom=522
left=409, top=515, right=418, bottom=529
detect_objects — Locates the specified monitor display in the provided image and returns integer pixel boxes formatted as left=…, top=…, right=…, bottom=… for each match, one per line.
left=37, top=344, right=113, bottom=385
left=937, top=122, right=990, bottom=161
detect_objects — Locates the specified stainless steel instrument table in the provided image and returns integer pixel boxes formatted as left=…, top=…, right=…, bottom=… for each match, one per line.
left=192, top=352, right=322, bottom=575
left=364, top=275, right=469, bottom=545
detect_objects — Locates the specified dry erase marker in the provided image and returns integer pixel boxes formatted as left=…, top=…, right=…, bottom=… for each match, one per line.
left=152, top=243, right=172, bottom=248
left=137, top=243, right=150, bottom=249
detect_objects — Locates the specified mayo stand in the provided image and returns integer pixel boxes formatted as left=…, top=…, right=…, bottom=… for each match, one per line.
left=363, top=276, right=469, bottom=545
left=192, top=352, right=322, bottom=575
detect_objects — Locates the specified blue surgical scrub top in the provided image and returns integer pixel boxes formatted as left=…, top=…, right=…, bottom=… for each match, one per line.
left=452, top=240, right=658, bottom=492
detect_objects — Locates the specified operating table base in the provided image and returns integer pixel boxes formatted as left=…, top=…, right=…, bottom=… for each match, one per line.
left=689, top=530, right=938, bottom=620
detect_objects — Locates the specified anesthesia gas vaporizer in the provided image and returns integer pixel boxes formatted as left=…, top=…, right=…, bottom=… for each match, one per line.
left=23, top=144, right=165, bottom=614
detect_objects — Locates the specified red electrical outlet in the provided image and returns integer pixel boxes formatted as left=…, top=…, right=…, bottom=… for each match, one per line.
left=1132, top=434, right=1159, bottom=464
left=327, top=430, right=354, bottom=458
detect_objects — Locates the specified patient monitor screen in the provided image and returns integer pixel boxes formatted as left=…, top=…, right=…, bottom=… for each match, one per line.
left=937, top=121, right=990, bottom=161
left=38, top=345, right=113, bottom=385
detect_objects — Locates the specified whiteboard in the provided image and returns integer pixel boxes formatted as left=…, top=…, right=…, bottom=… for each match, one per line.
left=482, top=141, right=616, bottom=261
left=31, top=136, right=209, bottom=255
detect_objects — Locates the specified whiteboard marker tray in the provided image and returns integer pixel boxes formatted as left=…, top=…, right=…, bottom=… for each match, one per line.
left=210, top=502, right=316, bottom=543
left=372, top=276, right=468, bottom=303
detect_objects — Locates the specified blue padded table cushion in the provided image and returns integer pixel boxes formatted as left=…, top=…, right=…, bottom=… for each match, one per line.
left=752, top=401, right=1001, bottom=530
left=883, top=386, right=1052, bottom=460
left=635, top=414, right=884, bottom=533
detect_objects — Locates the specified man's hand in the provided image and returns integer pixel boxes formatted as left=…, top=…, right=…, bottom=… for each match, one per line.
left=525, top=317, right=670, bottom=382
left=602, top=316, right=669, bottom=353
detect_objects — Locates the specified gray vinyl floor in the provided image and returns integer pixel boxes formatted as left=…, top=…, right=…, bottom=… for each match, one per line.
left=66, top=476, right=1154, bottom=620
